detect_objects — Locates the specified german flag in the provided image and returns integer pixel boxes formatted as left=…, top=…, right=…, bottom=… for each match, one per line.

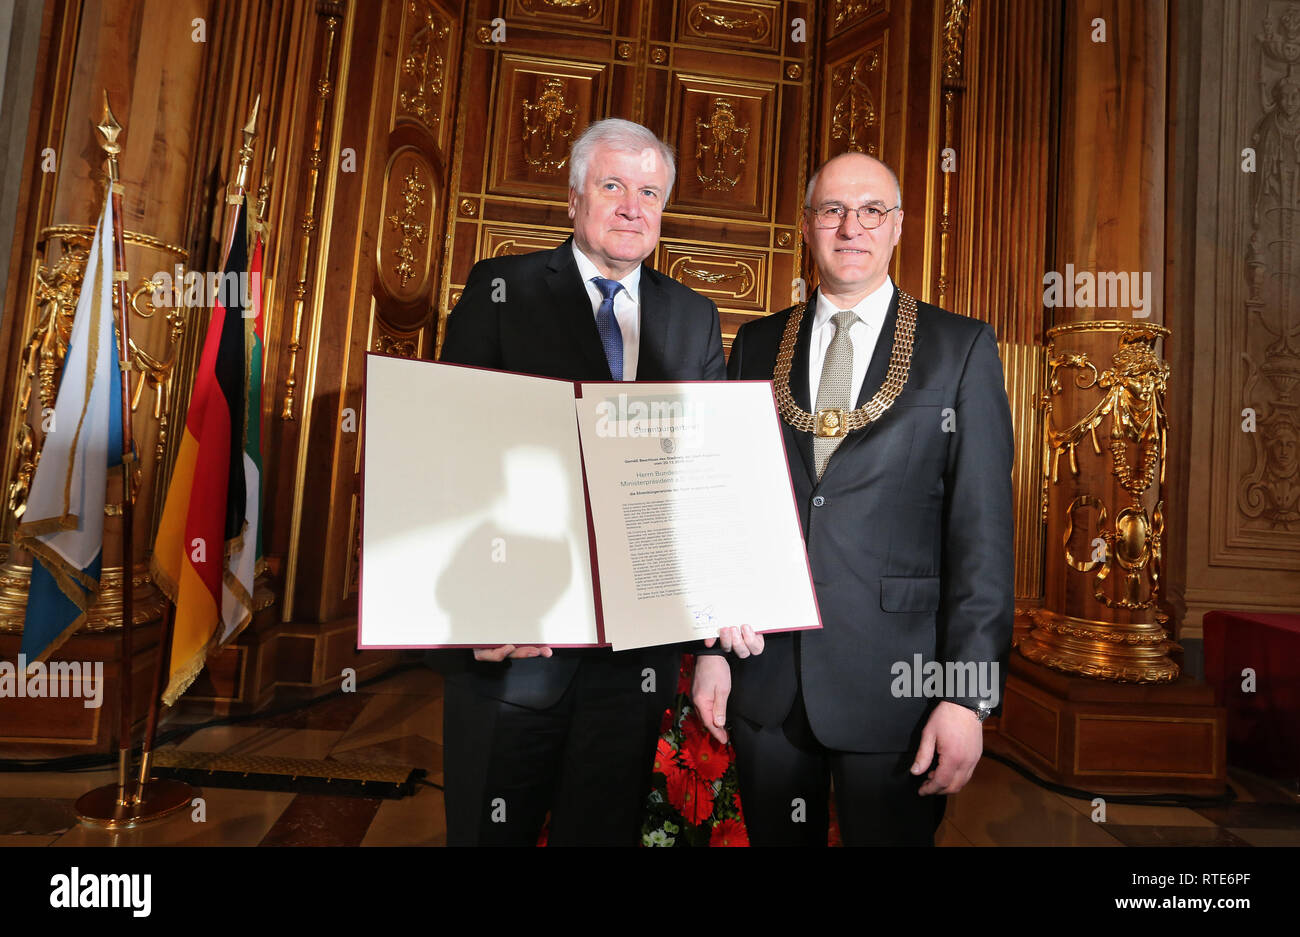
left=152, top=198, right=249, bottom=706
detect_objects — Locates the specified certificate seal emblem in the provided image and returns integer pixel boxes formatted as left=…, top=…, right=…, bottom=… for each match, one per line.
left=661, top=437, right=676, bottom=454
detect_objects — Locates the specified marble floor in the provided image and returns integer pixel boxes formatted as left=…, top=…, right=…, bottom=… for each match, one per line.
left=1, top=666, right=1297, bottom=847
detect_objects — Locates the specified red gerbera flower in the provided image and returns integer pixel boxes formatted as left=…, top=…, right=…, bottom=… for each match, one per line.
left=680, top=717, right=731, bottom=782
left=666, top=768, right=713, bottom=825
left=710, top=817, right=748, bottom=847
left=654, top=736, right=685, bottom=782
left=677, top=655, right=696, bottom=696
left=659, top=706, right=675, bottom=736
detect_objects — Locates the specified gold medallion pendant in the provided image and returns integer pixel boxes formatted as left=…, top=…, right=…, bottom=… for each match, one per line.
left=774, top=290, right=919, bottom=436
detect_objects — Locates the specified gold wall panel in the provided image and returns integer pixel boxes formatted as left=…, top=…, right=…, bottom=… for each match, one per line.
left=828, top=0, right=888, bottom=38
left=667, top=75, right=775, bottom=219
left=822, top=39, right=887, bottom=160
left=482, top=223, right=571, bottom=257
left=393, top=0, right=457, bottom=150
left=656, top=240, right=768, bottom=312
left=675, top=1, right=782, bottom=54
left=376, top=147, right=438, bottom=309
left=488, top=56, right=609, bottom=198
left=508, top=0, right=616, bottom=34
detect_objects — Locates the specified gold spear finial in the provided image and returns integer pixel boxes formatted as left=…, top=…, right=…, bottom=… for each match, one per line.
left=257, top=145, right=276, bottom=224
left=97, top=90, right=123, bottom=180
left=235, top=93, right=261, bottom=191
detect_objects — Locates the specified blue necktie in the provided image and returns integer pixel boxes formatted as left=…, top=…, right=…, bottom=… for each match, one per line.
left=592, top=276, right=625, bottom=381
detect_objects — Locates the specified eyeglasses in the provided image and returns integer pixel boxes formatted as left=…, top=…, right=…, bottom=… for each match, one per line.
left=806, top=204, right=900, bottom=230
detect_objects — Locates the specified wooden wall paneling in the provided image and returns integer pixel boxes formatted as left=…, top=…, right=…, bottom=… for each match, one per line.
left=438, top=0, right=815, bottom=353
left=283, top=0, right=384, bottom=623
left=949, top=0, right=1056, bottom=604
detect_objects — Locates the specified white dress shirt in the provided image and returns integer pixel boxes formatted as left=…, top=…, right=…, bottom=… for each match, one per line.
left=808, top=276, right=895, bottom=407
left=572, top=242, right=640, bottom=380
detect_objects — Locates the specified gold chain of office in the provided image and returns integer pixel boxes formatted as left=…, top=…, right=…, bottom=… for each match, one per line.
left=774, top=290, right=919, bottom=438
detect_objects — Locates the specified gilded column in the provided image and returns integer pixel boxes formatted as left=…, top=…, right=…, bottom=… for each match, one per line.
left=1019, top=0, right=1179, bottom=682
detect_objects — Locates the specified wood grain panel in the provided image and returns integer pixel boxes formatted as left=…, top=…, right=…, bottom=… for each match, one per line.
left=488, top=56, right=609, bottom=198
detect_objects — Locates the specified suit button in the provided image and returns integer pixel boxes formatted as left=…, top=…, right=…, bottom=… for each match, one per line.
left=812, top=496, right=825, bottom=507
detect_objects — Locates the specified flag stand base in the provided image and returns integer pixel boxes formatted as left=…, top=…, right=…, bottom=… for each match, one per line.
left=75, top=778, right=193, bottom=830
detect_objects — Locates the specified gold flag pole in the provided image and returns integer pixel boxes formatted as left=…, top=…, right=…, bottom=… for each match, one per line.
left=76, top=92, right=192, bottom=828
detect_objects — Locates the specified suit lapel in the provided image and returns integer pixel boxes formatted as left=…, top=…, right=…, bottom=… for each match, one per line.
left=788, top=289, right=817, bottom=486
left=545, top=237, right=612, bottom=379
left=822, top=285, right=903, bottom=477
left=636, top=267, right=671, bottom=381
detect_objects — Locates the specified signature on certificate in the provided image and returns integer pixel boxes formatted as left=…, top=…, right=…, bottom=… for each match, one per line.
left=690, top=605, right=716, bottom=629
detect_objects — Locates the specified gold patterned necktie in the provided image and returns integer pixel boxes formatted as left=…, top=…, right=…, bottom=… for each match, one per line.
left=813, top=309, right=859, bottom=479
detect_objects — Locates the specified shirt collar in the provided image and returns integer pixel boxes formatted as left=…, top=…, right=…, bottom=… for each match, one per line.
left=812, top=276, right=894, bottom=333
left=572, top=241, right=641, bottom=306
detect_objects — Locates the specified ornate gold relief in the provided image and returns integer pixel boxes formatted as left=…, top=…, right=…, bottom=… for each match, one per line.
left=373, top=330, right=419, bottom=358
left=483, top=225, right=569, bottom=258
left=1042, top=325, right=1170, bottom=610
left=679, top=1, right=779, bottom=52
left=695, top=98, right=750, bottom=191
left=490, top=58, right=606, bottom=198
left=8, top=227, right=186, bottom=519
left=651, top=47, right=668, bottom=65
left=0, top=562, right=166, bottom=632
left=658, top=241, right=767, bottom=311
left=397, top=0, right=452, bottom=132
left=830, top=0, right=887, bottom=36
left=521, top=77, right=578, bottom=174
left=386, top=166, right=429, bottom=290
left=670, top=75, right=774, bottom=218
left=511, top=0, right=609, bottom=31
left=829, top=50, right=882, bottom=156
left=942, top=0, right=970, bottom=83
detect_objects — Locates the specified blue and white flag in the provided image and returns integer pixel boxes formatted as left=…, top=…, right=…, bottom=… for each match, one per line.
left=17, top=184, right=124, bottom=664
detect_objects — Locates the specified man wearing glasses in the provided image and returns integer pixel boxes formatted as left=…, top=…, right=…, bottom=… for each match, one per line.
left=692, top=151, right=1014, bottom=845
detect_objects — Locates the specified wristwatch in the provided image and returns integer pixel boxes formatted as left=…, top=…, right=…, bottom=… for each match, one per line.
left=968, top=701, right=993, bottom=723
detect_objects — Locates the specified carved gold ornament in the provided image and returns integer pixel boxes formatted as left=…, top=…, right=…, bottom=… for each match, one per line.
left=386, top=165, right=428, bottom=289
left=695, top=98, right=750, bottom=191
left=398, top=0, right=451, bottom=127
left=830, top=52, right=880, bottom=155
left=521, top=77, right=577, bottom=175
left=687, top=2, right=773, bottom=43
left=774, top=291, right=918, bottom=436
left=1042, top=326, right=1170, bottom=609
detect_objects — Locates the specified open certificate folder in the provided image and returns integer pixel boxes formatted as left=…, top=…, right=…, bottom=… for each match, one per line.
left=359, top=354, right=821, bottom=651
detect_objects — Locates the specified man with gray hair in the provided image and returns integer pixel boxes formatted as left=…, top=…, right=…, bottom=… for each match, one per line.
left=438, top=118, right=761, bottom=845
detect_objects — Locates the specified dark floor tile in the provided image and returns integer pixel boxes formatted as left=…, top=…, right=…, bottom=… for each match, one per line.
left=1191, top=802, right=1300, bottom=830
left=236, top=692, right=375, bottom=731
left=259, top=794, right=383, bottom=846
left=1227, top=767, right=1300, bottom=805
left=0, top=797, right=78, bottom=835
left=1103, top=825, right=1253, bottom=847
left=330, top=736, right=442, bottom=775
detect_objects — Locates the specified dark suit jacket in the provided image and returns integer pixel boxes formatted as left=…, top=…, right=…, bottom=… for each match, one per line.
left=436, top=236, right=726, bottom=709
left=723, top=286, right=1014, bottom=752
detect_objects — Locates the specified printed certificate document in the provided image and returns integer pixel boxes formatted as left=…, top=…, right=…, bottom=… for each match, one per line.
left=359, top=354, right=821, bottom=651
left=574, top=382, right=820, bottom=651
